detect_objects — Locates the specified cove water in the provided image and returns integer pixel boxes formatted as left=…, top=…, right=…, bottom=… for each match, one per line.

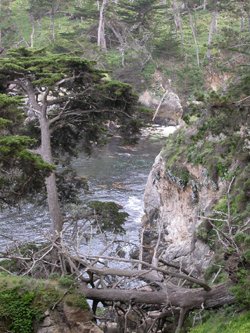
left=0, top=126, right=176, bottom=252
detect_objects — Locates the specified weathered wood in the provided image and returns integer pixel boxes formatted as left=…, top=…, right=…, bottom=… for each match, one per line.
left=79, top=254, right=211, bottom=291
left=80, top=281, right=234, bottom=309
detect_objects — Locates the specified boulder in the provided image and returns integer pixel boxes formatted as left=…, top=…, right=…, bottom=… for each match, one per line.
left=139, top=90, right=183, bottom=126
left=36, top=304, right=102, bottom=333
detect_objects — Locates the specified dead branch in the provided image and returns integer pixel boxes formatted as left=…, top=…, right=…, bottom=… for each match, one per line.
left=0, top=218, right=236, bottom=332
left=80, top=281, right=234, bottom=308
left=198, top=176, right=245, bottom=262
left=152, top=90, right=169, bottom=122
left=152, top=220, right=162, bottom=267
left=138, top=226, right=144, bottom=271
left=76, top=253, right=211, bottom=290
left=159, top=258, right=194, bottom=277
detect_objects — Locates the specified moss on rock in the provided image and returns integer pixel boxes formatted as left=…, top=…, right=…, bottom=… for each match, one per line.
left=0, top=275, right=90, bottom=333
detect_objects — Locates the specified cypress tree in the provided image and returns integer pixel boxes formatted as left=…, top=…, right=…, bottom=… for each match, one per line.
left=0, top=47, right=148, bottom=234
left=0, top=93, right=55, bottom=206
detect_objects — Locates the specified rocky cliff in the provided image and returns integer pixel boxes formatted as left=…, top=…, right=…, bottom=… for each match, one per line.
left=142, top=91, right=250, bottom=277
left=143, top=148, right=216, bottom=276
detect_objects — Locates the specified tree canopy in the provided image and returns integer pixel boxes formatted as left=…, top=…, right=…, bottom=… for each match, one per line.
left=0, top=47, right=150, bottom=233
left=0, top=93, right=55, bottom=206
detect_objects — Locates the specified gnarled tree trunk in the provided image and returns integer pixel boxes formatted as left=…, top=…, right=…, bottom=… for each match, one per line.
left=40, top=116, right=63, bottom=234
left=25, top=84, right=63, bottom=235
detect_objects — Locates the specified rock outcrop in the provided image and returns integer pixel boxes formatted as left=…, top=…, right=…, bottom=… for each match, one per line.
left=143, top=150, right=221, bottom=276
left=139, top=90, right=183, bottom=126
left=36, top=304, right=102, bottom=333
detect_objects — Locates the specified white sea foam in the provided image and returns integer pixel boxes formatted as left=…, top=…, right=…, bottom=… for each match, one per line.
left=124, top=196, right=144, bottom=224
left=142, top=125, right=177, bottom=138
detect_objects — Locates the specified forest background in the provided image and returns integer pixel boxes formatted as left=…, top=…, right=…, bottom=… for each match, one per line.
left=1, top=0, right=248, bottom=98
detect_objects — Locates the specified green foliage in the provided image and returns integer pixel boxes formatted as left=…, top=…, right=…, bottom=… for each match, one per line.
left=175, top=64, right=205, bottom=97
left=0, top=47, right=148, bottom=152
left=141, top=61, right=155, bottom=80
left=56, top=167, right=89, bottom=204
left=188, top=311, right=250, bottom=333
left=58, top=275, right=74, bottom=287
left=0, top=135, right=55, bottom=205
left=164, top=89, right=250, bottom=196
left=0, top=276, right=89, bottom=332
left=118, top=118, right=145, bottom=145
left=48, top=273, right=59, bottom=280
left=167, top=163, right=190, bottom=188
left=0, top=46, right=151, bottom=214
left=0, top=0, right=245, bottom=100
left=0, top=94, right=24, bottom=130
left=231, top=269, right=250, bottom=307
left=183, top=115, right=190, bottom=125
left=1, top=47, right=96, bottom=87
left=89, top=201, right=129, bottom=233
left=163, top=89, right=250, bottom=297
left=216, top=160, right=231, bottom=178
left=70, top=293, right=88, bottom=309
left=0, top=281, right=36, bottom=333
left=0, top=136, right=36, bottom=156
left=0, top=93, right=55, bottom=205
left=234, top=233, right=246, bottom=247
left=245, top=249, right=250, bottom=263
left=203, top=262, right=225, bottom=282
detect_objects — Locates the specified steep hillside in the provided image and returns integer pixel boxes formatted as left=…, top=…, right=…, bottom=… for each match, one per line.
left=0, top=1, right=248, bottom=98
left=143, top=89, right=250, bottom=331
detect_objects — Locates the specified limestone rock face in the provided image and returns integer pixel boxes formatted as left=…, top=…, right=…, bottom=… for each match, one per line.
left=143, top=151, right=221, bottom=275
left=36, top=305, right=102, bottom=333
left=139, top=90, right=183, bottom=126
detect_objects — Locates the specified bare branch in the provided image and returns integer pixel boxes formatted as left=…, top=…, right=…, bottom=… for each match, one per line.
left=0, top=265, right=15, bottom=276
left=152, top=220, right=162, bottom=267
left=152, top=90, right=169, bottom=122
left=79, top=254, right=211, bottom=291
left=226, top=176, right=235, bottom=237
left=138, top=227, right=144, bottom=271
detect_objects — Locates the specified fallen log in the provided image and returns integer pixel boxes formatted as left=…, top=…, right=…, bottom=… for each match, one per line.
left=80, top=280, right=234, bottom=309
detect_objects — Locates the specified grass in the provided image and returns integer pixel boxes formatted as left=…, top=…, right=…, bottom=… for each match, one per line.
left=188, top=311, right=250, bottom=333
